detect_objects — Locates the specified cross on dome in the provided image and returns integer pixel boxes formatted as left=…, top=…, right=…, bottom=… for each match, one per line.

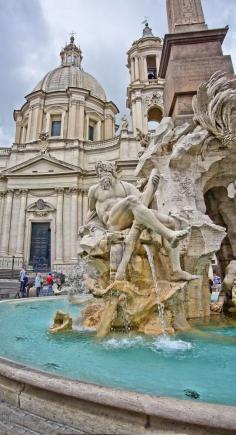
left=60, top=32, right=83, bottom=67
left=69, top=30, right=76, bottom=44
left=142, top=18, right=154, bottom=37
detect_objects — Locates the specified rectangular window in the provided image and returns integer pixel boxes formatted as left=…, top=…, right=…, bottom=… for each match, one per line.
left=51, top=120, right=61, bottom=137
left=146, top=55, right=157, bottom=80
left=89, top=125, right=94, bottom=141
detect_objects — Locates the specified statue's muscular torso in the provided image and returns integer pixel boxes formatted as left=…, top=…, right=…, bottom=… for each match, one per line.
left=88, top=180, right=140, bottom=227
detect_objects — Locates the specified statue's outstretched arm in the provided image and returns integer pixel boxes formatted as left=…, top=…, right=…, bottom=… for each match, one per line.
left=88, top=186, right=97, bottom=212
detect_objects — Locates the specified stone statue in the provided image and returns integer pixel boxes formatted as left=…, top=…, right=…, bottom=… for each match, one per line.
left=51, top=70, right=236, bottom=338
left=87, top=161, right=195, bottom=281
left=121, top=115, right=128, bottom=130
left=39, top=132, right=49, bottom=154
left=223, top=260, right=236, bottom=294
left=136, top=128, right=151, bottom=149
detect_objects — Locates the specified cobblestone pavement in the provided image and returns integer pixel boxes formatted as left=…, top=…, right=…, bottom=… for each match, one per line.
left=0, top=400, right=84, bottom=434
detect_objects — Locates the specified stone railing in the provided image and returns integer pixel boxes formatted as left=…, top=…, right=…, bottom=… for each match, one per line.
left=0, top=256, right=24, bottom=270
left=83, top=136, right=120, bottom=150
left=52, top=264, right=76, bottom=274
left=0, top=148, right=11, bottom=156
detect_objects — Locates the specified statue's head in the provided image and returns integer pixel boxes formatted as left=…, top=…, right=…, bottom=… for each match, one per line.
left=95, top=161, right=117, bottom=190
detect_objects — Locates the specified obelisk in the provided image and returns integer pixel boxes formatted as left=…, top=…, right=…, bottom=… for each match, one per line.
left=159, top=0, right=234, bottom=124
left=167, top=0, right=207, bottom=33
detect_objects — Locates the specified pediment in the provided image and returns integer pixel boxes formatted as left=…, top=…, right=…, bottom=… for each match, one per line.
left=2, top=154, right=81, bottom=176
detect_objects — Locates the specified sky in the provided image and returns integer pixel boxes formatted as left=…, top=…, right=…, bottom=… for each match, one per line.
left=0, top=0, right=236, bottom=146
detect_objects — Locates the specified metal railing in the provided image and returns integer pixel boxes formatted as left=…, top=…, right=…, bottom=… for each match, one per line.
left=0, top=256, right=24, bottom=271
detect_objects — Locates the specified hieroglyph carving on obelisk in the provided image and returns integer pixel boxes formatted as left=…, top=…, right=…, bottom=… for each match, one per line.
left=166, top=0, right=207, bottom=33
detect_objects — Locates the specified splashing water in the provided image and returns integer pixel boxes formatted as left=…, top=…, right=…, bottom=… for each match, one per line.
left=151, top=336, right=192, bottom=352
left=143, top=244, right=166, bottom=334
left=64, top=257, right=97, bottom=296
left=102, top=335, right=192, bottom=352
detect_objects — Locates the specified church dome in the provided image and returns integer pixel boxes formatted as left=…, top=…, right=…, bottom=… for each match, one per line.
left=32, top=35, right=106, bottom=101
left=33, top=66, right=107, bottom=101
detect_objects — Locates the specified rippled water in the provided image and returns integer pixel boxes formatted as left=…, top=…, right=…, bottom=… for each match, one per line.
left=0, top=298, right=236, bottom=406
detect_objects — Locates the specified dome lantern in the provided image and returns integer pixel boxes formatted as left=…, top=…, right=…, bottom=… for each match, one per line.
left=60, top=33, right=83, bottom=68
left=142, top=21, right=154, bottom=38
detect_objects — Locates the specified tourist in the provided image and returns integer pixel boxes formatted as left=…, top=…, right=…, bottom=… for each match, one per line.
left=40, top=274, right=44, bottom=292
left=212, top=271, right=221, bottom=291
left=26, top=277, right=34, bottom=297
left=19, top=267, right=26, bottom=298
left=35, top=272, right=42, bottom=297
left=46, top=272, right=53, bottom=295
left=22, top=272, right=29, bottom=298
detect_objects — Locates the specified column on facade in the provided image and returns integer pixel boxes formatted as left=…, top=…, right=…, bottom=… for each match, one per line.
left=15, top=121, right=22, bottom=143
left=134, top=57, right=139, bottom=81
left=0, top=193, right=5, bottom=252
left=135, top=96, right=143, bottom=132
left=31, top=106, right=39, bottom=141
left=26, top=108, right=33, bottom=142
left=96, top=120, right=102, bottom=141
left=16, top=190, right=28, bottom=256
left=68, top=100, right=76, bottom=139
left=21, top=125, right=26, bottom=144
left=78, top=102, right=85, bottom=140
left=70, top=188, right=78, bottom=260
left=143, top=56, right=148, bottom=80
left=83, top=190, right=88, bottom=224
left=45, top=112, right=50, bottom=134
left=156, top=55, right=160, bottom=76
left=104, top=115, right=113, bottom=139
left=36, top=105, right=44, bottom=139
left=138, top=57, right=144, bottom=81
left=130, top=58, right=135, bottom=82
left=0, top=190, right=13, bottom=255
left=55, top=188, right=64, bottom=262
left=61, top=112, right=65, bottom=138
left=131, top=100, right=137, bottom=134
left=85, top=114, right=89, bottom=140
left=78, top=190, right=83, bottom=226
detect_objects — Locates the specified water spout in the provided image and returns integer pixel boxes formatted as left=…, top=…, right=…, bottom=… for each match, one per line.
left=143, top=244, right=166, bottom=335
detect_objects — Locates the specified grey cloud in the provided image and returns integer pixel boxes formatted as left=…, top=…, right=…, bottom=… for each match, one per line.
left=0, top=0, right=53, bottom=145
left=0, top=0, right=236, bottom=145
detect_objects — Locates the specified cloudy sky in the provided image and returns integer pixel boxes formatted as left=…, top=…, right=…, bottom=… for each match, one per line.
left=0, top=0, right=236, bottom=146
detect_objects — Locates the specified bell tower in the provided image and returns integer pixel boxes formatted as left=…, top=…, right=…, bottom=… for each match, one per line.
left=126, top=22, right=164, bottom=134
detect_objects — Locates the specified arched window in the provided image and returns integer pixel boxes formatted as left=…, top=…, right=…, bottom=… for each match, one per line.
left=147, top=106, right=162, bottom=131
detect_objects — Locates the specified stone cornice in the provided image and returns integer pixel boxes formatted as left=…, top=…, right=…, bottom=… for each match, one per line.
left=159, top=27, right=229, bottom=78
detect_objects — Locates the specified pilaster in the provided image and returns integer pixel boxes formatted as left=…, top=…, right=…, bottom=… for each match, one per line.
left=55, top=188, right=64, bottom=261
left=16, top=190, right=28, bottom=255
left=0, top=190, right=14, bottom=255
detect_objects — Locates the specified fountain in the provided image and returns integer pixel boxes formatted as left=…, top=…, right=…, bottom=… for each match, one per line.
left=48, top=72, right=236, bottom=341
left=0, top=72, right=236, bottom=434
left=1, top=2, right=236, bottom=430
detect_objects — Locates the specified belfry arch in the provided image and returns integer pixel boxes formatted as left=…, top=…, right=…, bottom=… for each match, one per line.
left=147, top=106, right=163, bottom=130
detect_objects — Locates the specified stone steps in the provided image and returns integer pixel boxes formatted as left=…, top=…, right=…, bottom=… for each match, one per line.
left=0, top=269, right=20, bottom=279
left=0, top=400, right=84, bottom=434
left=0, top=280, right=19, bottom=300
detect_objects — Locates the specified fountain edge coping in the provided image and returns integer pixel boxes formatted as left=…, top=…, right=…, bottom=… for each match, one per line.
left=0, top=356, right=235, bottom=431
left=0, top=298, right=236, bottom=431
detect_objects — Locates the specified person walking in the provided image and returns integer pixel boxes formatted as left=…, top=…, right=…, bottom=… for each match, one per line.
left=35, top=272, right=41, bottom=297
left=46, top=272, right=53, bottom=295
left=22, top=272, right=28, bottom=298
left=19, top=267, right=26, bottom=298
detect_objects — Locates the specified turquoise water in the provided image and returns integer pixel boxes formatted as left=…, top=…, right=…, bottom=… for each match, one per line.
left=0, top=298, right=236, bottom=406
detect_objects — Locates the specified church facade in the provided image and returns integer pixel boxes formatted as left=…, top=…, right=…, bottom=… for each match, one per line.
left=0, top=25, right=164, bottom=273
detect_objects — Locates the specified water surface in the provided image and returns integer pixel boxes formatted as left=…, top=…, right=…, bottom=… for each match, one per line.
left=0, top=298, right=236, bottom=406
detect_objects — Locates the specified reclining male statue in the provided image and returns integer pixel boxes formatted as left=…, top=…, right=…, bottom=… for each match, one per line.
left=87, top=161, right=197, bottom=281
